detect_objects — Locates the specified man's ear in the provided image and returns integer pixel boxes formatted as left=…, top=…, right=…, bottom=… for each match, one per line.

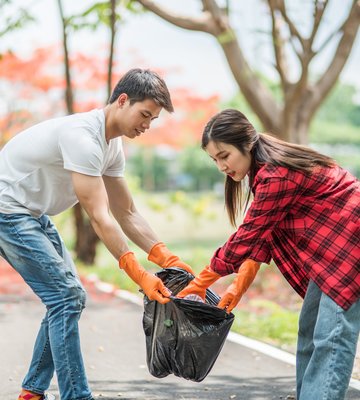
left=117, top=93, right=128, bottom=107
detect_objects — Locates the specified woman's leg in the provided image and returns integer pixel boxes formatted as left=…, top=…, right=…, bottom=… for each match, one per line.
left=296, top=280, right=320, bottom=396
left=297, top=280, right=360, bottom=400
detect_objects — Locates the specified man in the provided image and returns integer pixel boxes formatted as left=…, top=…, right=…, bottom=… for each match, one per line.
left=0, top=68, right=194, bottom=400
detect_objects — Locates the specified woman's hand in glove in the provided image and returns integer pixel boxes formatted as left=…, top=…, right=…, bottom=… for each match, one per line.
left=177, top=265, right=221, bottom=300
left=218, top=260, right=260, bottom=312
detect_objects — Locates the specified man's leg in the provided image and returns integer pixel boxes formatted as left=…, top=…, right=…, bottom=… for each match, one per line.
left=297, top=280, right=360, bottom=400
left=0, top=213, right=93, bottom=400
left=21, top=314, right=54, bottom=393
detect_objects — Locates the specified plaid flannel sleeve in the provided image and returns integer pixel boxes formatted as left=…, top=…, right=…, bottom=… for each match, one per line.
left=210, top=175, right=301, bottom=275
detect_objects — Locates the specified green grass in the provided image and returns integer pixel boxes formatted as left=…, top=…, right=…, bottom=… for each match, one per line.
left=232, top=300, right=299, bottom=353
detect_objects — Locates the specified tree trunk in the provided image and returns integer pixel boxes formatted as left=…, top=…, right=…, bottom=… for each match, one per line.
left=281, top=113, right=311, bottom=145
left=73, top=0, right=119, bottom=264
left=107, top=0, right=116, bottom=99
left=73, top=204, right=99, bottom=264
left=58, top=0, right=99, bottom=265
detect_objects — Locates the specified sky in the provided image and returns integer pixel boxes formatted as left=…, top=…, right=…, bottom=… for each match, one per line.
left=1, top=0, right=359, bottom=101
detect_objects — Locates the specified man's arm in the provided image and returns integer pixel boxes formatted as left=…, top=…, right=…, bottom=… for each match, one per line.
left=103, top=175, right=159, bottom=253
left=103, top=175, right=195, bottom=275
left=71, top=172, right=130, bottom=259
left=71, top=172, right=171, bottom=303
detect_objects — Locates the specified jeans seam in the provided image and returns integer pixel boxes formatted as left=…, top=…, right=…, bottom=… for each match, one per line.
left=28, top=335, right=51, bottom=390
left=322, top=302, right=341, bottom=400
left=64, top=303, right=78, bottom=399
left=42, top=217, right=64, bottom=258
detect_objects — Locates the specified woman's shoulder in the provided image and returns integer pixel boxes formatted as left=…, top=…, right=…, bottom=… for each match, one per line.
left=252, top=164, right=313, bottom=194
left=254, top=163, right=359, bottom=193
left=254, top=164, right=292, bottom=181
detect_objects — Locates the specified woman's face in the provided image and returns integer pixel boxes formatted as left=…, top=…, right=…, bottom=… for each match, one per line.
left=205, top=140, right=252, bottom=182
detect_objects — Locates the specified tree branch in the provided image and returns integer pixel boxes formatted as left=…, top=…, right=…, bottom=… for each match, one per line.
left=135, top=0, right=282, bottom=132
left=276, top=0, right=305, bottom=52
left=57, top=0, right=73, bottom=114
left=267, top=0, right=290, bottom=89
left=282, top=1, right=328, bottom=107
left=300, top=0, right=329, bottom=65
left=135, top=0, right=215, bottom=33
left=316, top=28, right=340, bottom=54
left=311, top=0, right=360, bottom=112
left=309, top=0, right=329, bottom=45
left=201, top=0, right=227, bottom=30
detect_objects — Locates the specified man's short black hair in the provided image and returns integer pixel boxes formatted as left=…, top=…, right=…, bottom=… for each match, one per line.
left=109, top=68, right=174, bottom=112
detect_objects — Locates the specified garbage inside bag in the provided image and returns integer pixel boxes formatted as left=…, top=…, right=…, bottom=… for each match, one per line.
left=142, top=267, right=234, bottom=382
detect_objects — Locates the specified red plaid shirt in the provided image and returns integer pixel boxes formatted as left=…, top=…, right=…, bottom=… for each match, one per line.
left=210, top=164, right=360, bottom=310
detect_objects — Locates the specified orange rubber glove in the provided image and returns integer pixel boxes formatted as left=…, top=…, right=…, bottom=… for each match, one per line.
left=176, top=265, right=221, bottom=300
left=218, top=259, right=260, bottom=312
left=148, top=242, right=195, bottom=276
left=119, top=252, right=171, bottom=304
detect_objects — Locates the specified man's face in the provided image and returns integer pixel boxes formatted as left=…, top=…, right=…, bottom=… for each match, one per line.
left=115, top=95, right=162, bottom=139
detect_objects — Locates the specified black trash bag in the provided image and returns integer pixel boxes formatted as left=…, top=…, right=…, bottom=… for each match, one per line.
left=142, top=267, right=234, bottom=382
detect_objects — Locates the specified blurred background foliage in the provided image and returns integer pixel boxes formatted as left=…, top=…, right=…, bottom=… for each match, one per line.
left=126, top=79, right=360, bottom=192
left=0, top=0, right=359, bottom=353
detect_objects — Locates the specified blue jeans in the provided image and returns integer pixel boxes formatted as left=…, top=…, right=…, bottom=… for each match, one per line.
left=296, top=280, right=360, bottom=400
left=0, top=213, right=93, bottom=400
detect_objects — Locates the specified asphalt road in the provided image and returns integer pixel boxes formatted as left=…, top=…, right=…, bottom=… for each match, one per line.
left=1, top=287, right=359, bottom=400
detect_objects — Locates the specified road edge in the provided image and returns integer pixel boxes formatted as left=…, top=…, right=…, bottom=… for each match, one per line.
left=89, top=274, right=360, bottom=391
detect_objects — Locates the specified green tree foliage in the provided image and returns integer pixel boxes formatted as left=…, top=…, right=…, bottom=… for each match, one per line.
left=126, top=145, right=224, bottom=192
left=0, top=0, right=35, bottom=41
left=178, top=146, right=223, bottom=191
left=65, top=0, right=142, bottom=31
left=316, top=83, right=360, bottom=126
left=127, top=148, right=173, bottom=191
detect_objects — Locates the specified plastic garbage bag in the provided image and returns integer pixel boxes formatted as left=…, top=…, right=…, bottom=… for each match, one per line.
left=142, top=267, right=234, bottom=382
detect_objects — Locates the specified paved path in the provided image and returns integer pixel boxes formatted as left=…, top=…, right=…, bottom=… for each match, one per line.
left=1, top=288, right=359, bottom=400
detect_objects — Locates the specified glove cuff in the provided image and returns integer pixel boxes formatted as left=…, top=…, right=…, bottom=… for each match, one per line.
left=196, top=265, right=221, bottom=285
left=118, top=251, right=135, bottom=269
left=239, top=259, right=261, bottom=273
left=147, top=241, right=167, bottom=265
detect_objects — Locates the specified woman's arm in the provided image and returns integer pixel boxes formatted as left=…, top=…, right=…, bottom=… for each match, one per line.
left=212, top=175, right=301, bottom=274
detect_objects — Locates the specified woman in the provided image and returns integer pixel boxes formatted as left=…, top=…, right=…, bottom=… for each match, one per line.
left=178, top=109, right=360, bottom=400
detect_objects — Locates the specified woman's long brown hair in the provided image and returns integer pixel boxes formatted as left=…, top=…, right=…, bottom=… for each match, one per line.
left=202, top=109, right=335, bottom=227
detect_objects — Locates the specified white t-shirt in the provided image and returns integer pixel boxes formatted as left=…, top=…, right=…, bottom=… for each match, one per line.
left=0, top=109, right=125, bottom=217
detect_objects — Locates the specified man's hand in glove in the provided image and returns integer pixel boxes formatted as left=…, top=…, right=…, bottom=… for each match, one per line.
left=218, top=259, right=260, bottom=312
left=176, top=265, right=221, bottom=300
left=148, top=242, right=195, bottom=276
left=119, top=251, right=171, bottom=304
